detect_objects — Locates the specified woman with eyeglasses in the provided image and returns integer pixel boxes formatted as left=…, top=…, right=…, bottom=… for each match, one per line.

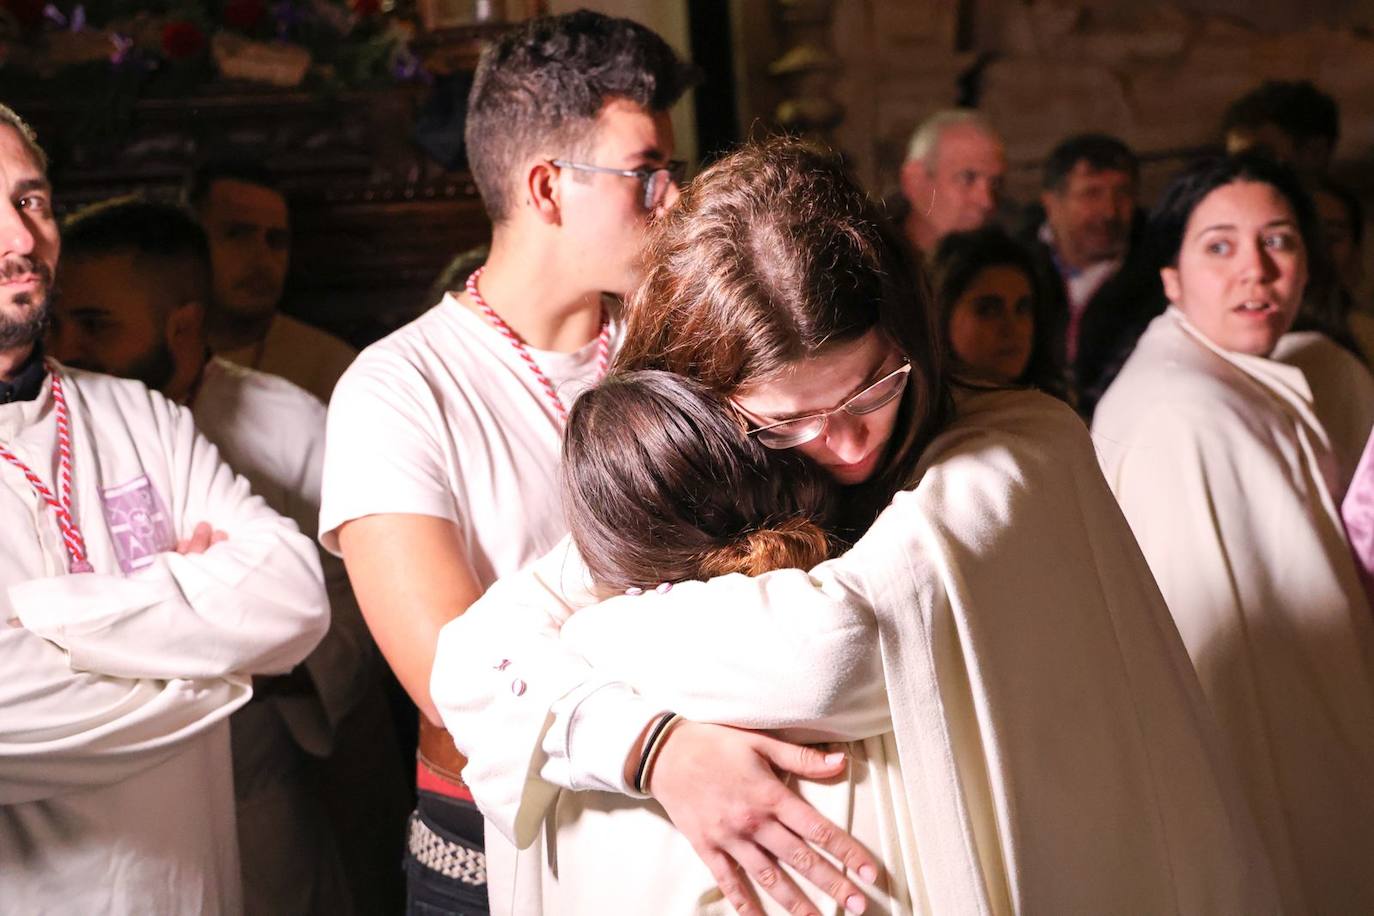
left=431, top=139, right=1277, bottom=914
left=1093, top=154, right=1374, bottom=913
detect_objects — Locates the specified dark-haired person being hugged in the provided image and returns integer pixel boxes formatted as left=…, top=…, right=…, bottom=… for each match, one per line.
left=435, top=138, right=1279, bottom=915
left=1094, top=153, right=1374, bottom=912
left=931, top=226, right=1069, bottom=400
left=318, top=11, right=695, bottom=914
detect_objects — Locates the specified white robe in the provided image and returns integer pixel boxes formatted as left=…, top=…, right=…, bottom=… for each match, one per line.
left=433, top=387, right=1278, bottom=915
left=1094, top=308, right=1374, bottom=914
left=194, top=357, right=397, bottom=916
left=219, top=314, right=356, bottom=405
left=1271, top=329, right=1374, bottom=499
left=1, top=365, right=329, bottom=914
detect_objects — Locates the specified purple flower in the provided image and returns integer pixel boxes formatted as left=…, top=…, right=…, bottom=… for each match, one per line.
left=42, top=3, right=83, bottom=30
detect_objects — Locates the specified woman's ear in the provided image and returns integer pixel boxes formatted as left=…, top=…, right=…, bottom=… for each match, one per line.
left=522, top=159, right=562, bottom=226
left=1160, top=266, right=1181, bottom=304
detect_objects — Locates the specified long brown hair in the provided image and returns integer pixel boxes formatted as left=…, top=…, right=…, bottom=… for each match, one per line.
left=563, top=370, right=834, bottom=594
left=615, top=137, right=953, bottom=529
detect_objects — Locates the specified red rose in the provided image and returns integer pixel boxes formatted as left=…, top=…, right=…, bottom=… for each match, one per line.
left=351, top=0, right=380, bottom=18
left=1, top=0, right=45, bottom=30
left=161, top=20, right=206, bottom=59
left=223, top=0, right=266, bottom=31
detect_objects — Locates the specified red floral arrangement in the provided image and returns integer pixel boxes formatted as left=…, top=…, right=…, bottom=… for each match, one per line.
left=223, top=0, right=267, bottom=32
left=0, top=0, right=45, bottom=29
left=161, top=19, right=207, bottom=60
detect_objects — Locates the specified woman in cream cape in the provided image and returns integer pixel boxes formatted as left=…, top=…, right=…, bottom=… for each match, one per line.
left=1093, top=153, right=1374, bottom=914
left=432, top=140, right=1277, bottom=915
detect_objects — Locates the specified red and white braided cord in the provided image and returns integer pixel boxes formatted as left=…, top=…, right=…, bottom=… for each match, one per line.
left=0, top=371, right=90, bottom=571
left=466, top=266, right=610, bottom=424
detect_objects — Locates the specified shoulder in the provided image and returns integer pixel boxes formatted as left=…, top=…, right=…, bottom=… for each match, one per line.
left=57, top=363, right=185, bottom=430
left=206, top=357, right=325, bottom=418
left=1095, top=313, right=1255, bottom=431
left=1273, top=331, right=1372, bottom=381
left=271, top=313, right=358, bottom=360
left=914, top=388, right=1097, bottom=492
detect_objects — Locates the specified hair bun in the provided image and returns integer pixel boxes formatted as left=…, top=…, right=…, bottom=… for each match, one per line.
left=700, top=517, right=832, bottom=578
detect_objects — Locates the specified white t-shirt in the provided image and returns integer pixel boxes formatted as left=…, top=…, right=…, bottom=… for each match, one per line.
left=321, top=292, right=616, bottom=583
left=1, top=365, right=328, bottom=915
left=319, top=291, right=618, bottom=913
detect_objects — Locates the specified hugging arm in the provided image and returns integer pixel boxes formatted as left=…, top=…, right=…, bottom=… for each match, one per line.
left=433, top=539, right=892, bottom=914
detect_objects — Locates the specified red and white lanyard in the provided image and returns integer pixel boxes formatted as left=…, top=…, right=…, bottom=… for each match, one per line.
left=466, top=266, right=612, bottom=425
left=0, top=371, right=92, bottom=573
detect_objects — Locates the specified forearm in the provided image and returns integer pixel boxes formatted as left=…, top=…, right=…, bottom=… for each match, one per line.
left=11, top=521, right=328, bottom=680
left=0, top=629, right=251, bottom=803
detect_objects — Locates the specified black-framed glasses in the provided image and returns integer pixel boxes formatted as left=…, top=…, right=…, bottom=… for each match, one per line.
left=549, top=158, right=688, bottom=210
left=740, top=361, right=912, bottom=450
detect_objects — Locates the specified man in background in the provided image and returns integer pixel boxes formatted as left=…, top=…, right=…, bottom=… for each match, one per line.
left=185, top=158, right=357, bottom=402
left=50, top=197, right=407, bottom=914
left=0, top=102, right=327, bottom=914
left=896, top=109, right=1007, bottom=256
left=1223, top=80, right=1339, bottom=178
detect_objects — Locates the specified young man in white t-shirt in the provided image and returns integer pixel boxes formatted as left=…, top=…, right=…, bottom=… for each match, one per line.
left=318, top=11, right=695, bottom=913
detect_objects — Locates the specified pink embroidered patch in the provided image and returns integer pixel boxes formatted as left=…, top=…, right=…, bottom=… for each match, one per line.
left=101, top=475, right=174, bottom=573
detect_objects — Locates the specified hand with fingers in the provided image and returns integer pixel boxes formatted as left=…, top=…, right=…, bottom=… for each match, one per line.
left=645, top=720, right=879, bottom=916
left=175, top=521, right=229, bottom=555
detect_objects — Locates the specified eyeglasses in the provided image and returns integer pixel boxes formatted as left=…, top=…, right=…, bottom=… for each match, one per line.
left=741, top=361, right=912, bottom=450
left=549, top=158, right=688, bottom=210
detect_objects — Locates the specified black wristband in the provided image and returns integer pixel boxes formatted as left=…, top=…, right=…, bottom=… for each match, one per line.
left=634, top=711, right=678, bottom=794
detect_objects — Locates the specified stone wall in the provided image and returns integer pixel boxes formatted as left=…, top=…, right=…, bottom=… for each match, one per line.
left=741, top=0, right=1374, bottom=205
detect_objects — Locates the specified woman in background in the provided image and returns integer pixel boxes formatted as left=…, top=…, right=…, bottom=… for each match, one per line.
left=931, top=227, right=1069, bottom=401
left=1094, top=153, right=1374, bottom=913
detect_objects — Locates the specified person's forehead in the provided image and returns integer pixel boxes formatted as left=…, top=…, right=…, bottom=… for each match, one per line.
left=589, top=98, right=675, bottom=163
left=736, top=330, right=892, bottom=413
left=1188, top=180, right=1295, bottom=232
left=1065, top=161, right=1135, bottom=190
left=205, top=178, right=288, bottom=225
left=935, top=125, right=1005, bottom=169
left=0, top=124, right=45, bottom=180
left=60, top=252, right=163, bottom=318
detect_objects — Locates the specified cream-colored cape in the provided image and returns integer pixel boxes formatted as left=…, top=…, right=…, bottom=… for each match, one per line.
left=435, top=388, right=1278, bottom=915
left=1094, top=308, right=1374, bottom=913
left=1271, top=329, right=1374, bottom=499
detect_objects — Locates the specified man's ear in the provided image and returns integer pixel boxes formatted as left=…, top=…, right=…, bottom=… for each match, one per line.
left=166, top=298, right=205, bottom=348
left=1040, top=189, right=1060, bottom=219
left=1160, top=266, right=1181, bottom=303
left=521, top=159, right=563, bottom=226
left=899, top=159, right=929, bottom=207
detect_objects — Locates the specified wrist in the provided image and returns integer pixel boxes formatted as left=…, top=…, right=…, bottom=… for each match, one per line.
left=634, top=712, right=681, bottom=795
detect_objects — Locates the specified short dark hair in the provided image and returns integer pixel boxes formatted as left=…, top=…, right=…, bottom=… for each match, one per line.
left=1149, top=153, right=1318, bottom=272
left=0, top=102, right=47, bottom=172
left=932, top=226, right=1068, bottom=400
left=562, top=369, right=833, bottom=595
left=62, top=197, right=213, bottom=308
left=1042, top=133, right=1139, bottom=193
left=1223, top=80, right=1339, bottom=148
left=465, top=10, right=697, bottom=222
left=182, top=154, right=282, bottom=211
left=1314, top=177, right=1364, bottom=248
